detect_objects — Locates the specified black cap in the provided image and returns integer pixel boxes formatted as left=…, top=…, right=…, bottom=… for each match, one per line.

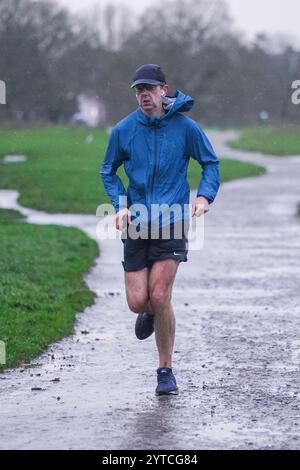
left=131, top=64, right=166, bottom=88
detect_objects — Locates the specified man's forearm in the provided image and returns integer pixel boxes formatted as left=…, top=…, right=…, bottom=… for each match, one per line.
left=196, top=161, right=221, bottom=204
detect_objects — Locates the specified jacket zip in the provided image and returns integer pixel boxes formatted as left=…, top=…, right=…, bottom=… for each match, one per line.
left=150, top=126, right=157, bottom=207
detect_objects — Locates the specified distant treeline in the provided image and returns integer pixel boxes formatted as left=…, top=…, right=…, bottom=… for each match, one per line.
left=0, top=0, right=299, bottom=126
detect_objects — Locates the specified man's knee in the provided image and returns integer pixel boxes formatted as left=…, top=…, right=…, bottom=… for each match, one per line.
left=149, top=285, right=171, bottom=310
left=127, top=295, right=149, bottom=314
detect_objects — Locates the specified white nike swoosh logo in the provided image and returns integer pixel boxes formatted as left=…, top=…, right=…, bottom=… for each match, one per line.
left=173, top=252, right=182, bottom=256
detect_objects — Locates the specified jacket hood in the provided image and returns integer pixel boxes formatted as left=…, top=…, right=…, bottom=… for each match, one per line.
left=137, top=90, right=194, bottom=127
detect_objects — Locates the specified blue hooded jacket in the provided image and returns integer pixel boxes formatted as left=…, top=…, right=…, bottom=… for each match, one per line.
left=100, top=90, right=220, bottom=227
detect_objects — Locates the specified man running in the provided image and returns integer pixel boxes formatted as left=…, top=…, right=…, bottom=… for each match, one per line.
left=101, top=64, right=220, bottom=395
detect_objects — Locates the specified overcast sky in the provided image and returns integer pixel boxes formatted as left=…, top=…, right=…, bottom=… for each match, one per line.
left=53, top=0, right=300, bottom=46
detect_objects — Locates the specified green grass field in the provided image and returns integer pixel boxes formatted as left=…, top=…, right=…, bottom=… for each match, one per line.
left=0, top=208, right=98, bottom=371
left=0, top=126, right=108, bottom=214
left=0, top=126, right=265, bottom=214
left=229, top=127, right=300, bottom=156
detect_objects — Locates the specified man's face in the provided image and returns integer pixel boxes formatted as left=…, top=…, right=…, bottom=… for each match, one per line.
left=135, top=84, right=169, bottom=113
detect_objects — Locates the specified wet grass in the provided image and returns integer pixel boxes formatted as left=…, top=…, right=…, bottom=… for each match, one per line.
left=229, top=127, right=300, bottom=156
left=0, top=209, right=98, bottom=372
left=0, top=126, right=109, bottom=214
left=0, top=126, right=266, bottom=214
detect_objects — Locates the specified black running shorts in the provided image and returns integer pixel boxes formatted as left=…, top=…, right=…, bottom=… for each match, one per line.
left=121, top=221, right=189, bottom=272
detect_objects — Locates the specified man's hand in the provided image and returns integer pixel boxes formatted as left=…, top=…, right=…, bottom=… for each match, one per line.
left=192, top=196, right=210, bottom=217
left=115, top=208, right=132, bottom=231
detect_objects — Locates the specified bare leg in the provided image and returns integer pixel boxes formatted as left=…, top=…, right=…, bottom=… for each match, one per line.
left=124, top=267, right=150, bottom=313
left=124, top=268, right=154, bottom=316
left=145, top=299, right=154, bottom=315
left=148, top=259, right=180, bottom=368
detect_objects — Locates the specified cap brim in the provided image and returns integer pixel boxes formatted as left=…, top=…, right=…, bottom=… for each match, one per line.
left=130, top=79, right=165, bottom=88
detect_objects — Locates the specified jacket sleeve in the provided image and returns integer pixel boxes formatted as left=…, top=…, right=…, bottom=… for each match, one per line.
left=188, top=122, right=221, bottom=204
left=100, top=127, right=127, bottom=213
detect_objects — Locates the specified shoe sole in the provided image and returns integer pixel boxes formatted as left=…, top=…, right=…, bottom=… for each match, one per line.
left=156, top=387, right=179, bottom=396
left=136, top=332, right=154, bottom=340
